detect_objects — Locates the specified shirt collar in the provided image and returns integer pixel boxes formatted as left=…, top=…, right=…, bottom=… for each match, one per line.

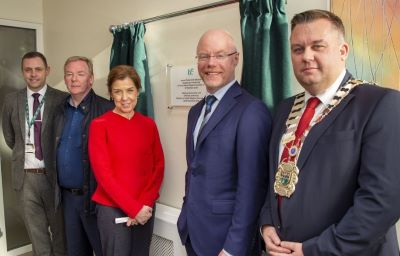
left=67, top=89, right=93, bottom=112
left=206, top=79, right=236, bottom=101
left=304, top=69, right=346, bottom=107
left=27, top=84, right=48, bottom=98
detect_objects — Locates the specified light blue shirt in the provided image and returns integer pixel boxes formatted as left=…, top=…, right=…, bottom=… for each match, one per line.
left=193, top=80, right=236, bottom=149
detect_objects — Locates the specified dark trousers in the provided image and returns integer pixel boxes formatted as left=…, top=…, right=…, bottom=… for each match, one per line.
left=62, top=189, right=102, bottom=256
left=185, top=236, right=198, bottom=256
left=96, top=204, right=155, bottom=256
left=184, top=233, right=261, bottom=256
left=17, top=173, right=66, bottom=256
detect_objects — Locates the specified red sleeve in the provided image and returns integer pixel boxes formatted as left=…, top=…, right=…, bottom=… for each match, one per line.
left=138, top=121, right=165, bottom=207
left=88, top=119, right=142, bottom=218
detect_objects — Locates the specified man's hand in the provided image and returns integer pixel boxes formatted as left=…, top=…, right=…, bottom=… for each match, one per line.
left=262, top=225, right=291, bottom=254
left=281, top=241, right=303, bottom=256
left=268, top=241, right=303, bottom=256
left=135, top=205, right=152, bottom=225
left=218, top=250, right=227, bottom=256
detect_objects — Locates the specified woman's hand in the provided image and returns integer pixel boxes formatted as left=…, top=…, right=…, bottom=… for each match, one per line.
left=135, top=205, right=153, bottom=225
left=126, top=217, right=138, bottom=227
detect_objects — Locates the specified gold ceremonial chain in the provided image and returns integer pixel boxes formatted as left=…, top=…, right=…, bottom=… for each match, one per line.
left=274, top=79, right=365, bottom=198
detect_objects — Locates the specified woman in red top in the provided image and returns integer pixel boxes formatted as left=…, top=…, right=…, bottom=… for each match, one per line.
left=88, top=65, right=164, bottom=256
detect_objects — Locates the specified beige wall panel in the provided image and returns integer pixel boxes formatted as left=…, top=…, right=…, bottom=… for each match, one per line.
left=0, top=0, right=42, bottom=23
left=43, top=0, right=231, bottom=89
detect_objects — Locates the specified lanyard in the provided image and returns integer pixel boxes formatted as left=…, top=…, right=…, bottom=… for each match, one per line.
left=25, top=93, right=46, bottom=138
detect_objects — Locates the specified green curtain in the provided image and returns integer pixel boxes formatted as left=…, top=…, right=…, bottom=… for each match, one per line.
left=110, top=22, right=154, bottom=118
left=240, top=0, right=291, bottom=112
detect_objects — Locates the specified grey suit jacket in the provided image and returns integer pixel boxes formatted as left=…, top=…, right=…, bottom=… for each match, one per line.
left=260, top=72, right=400, bottom=255
left=2, top=86, right=68, bottom=190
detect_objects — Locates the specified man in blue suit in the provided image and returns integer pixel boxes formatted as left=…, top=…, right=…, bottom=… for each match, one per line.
left=177, top=29, right=272, bottom=255
left=260, top=10, right=400, bottom=256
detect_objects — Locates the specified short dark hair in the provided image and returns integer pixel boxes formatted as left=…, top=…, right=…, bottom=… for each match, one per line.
left=21, top=51, right=48, bottom=69
left=107, top=65, right=141, bottom=94
left=291, top=9, right=345, bottom=38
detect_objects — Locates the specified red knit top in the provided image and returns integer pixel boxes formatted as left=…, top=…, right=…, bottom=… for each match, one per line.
left=88, top=111, right=164, bottom=218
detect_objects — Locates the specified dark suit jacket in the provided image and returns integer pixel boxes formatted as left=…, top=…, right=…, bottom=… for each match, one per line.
left=53, top=89, right=114, bottom=214
left=260, top=72, right=400, bottom=255
left=177, top=82, right=272, bottom=256
left=2, top=86, right=68, bottom=190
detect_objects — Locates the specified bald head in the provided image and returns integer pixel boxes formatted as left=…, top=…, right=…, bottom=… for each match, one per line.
left=196, top=29, right=239, bottom=93
left=197, top=29, right=237, bottom=54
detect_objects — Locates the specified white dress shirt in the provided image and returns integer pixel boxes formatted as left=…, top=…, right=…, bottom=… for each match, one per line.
left=278, top=69, right=346, bottom=159
left=24, top=85, right=47, bottom=169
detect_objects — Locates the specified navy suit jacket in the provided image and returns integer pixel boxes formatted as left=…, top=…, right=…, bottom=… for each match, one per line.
left=260, top=72, right=400, bottom=255
left=177, top=82, right=272, bottom=255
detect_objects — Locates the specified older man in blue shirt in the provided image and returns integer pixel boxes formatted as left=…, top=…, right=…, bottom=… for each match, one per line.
left=56, top=56, right=113, bottom=256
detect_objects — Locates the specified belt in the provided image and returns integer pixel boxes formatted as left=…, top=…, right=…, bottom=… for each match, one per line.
left=24, top=168, right=46, bottom=174
left=62, top=188, right=84, bottom=196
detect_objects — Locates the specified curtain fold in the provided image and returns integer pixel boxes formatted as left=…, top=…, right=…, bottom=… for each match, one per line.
left=240, top=0, right=291, bottom=112
left=110, top=22, right=154, bottom=118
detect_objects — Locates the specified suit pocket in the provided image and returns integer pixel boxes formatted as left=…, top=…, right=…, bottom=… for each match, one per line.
left=12, top=150, right=23, bottom=161
left=318, top=130, right=355, bottom=144
left=212, top=200, right=235, bottom=215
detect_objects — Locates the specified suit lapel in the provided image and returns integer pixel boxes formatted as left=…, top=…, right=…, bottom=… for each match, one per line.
left=18, top=89, right=27, bottom=142
left=41, top=86, right=54, bottom=134
left=188, top=101, right=203, bottom=159
left=195, top=83, right=241, bottom=149
left=297, top=94, right=354, bottom=169
left=297, top=72, right=355, bottom=170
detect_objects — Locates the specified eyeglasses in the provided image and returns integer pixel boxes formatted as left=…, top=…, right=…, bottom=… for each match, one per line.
left=196, top=52, right=238, bottom=62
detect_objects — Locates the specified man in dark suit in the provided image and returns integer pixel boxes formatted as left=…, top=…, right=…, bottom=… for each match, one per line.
left=2, top=51, right=67, bottom=255
left=260, top=9, right=400, bottom=256
left=177, top=29, right=272, bottom=256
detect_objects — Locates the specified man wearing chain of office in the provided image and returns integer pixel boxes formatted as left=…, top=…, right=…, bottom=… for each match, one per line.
left=260, top=9, right=400, bottom=256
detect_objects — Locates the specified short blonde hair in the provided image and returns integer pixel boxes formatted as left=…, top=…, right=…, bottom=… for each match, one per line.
left=64, top=56, right=94, bottom=75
